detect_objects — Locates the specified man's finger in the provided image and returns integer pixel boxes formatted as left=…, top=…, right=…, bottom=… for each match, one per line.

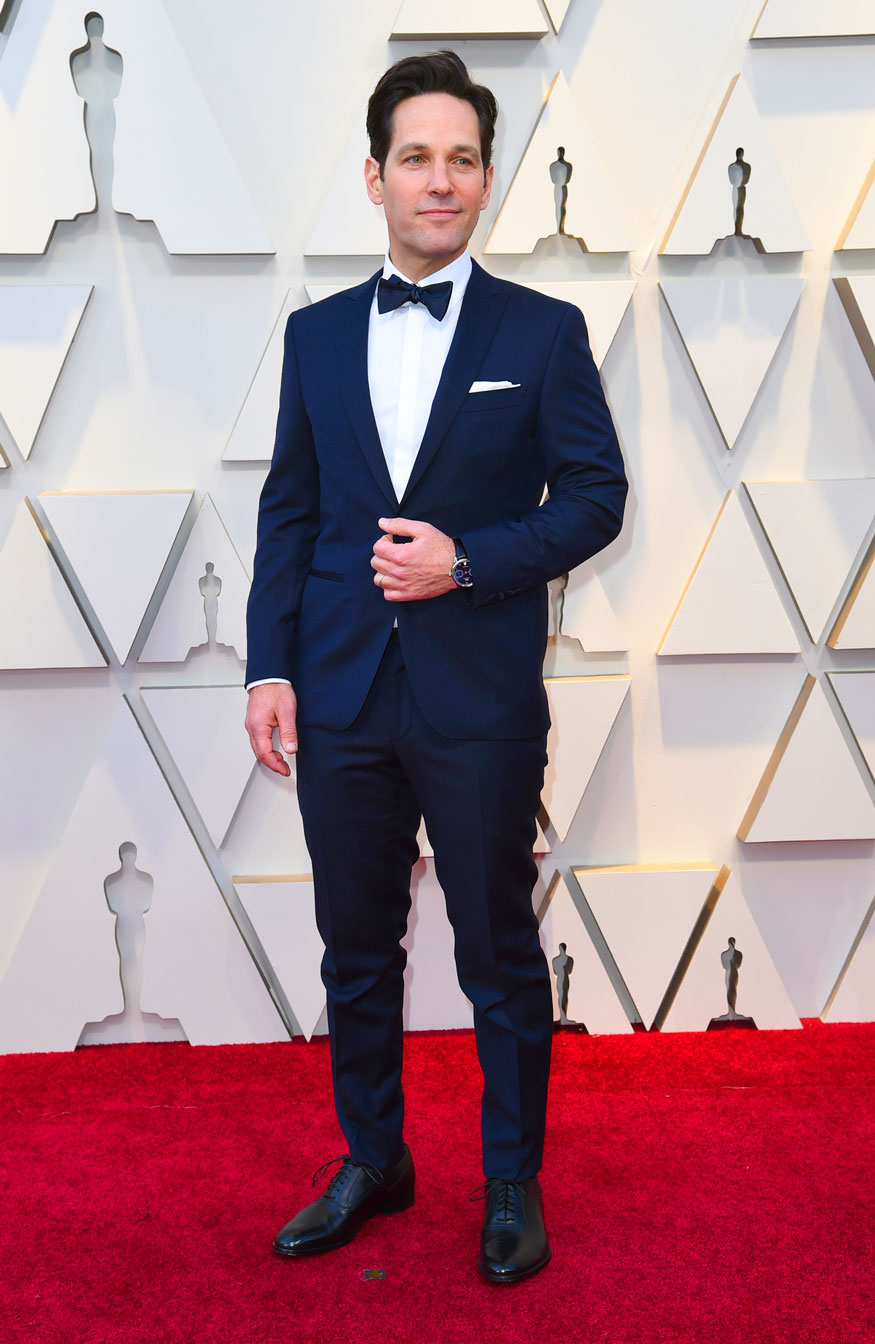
left=277, top=707, right=298, bottom=755
left=371, top=551, right=405, bottom=575
left=378, top=516, right=424, bottom=539
left=248, top=721, right=291, bottom=776
left=372, top=536, right=398, bottom=560
left=372, top=538, right=410, bottom=567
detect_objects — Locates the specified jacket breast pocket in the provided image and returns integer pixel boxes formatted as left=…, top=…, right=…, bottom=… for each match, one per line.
left=458, top=384, right=526, bottom=413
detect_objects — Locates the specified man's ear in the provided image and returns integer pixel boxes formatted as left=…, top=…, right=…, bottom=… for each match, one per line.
left=365, top=156, right=383, bottom=205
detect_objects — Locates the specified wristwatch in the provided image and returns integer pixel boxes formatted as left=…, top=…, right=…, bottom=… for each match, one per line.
left=449, top=536, right=474, bottom=589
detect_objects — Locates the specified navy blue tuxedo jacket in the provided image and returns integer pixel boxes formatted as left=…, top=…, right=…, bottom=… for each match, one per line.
left=245, top=260, right=627, bottom=739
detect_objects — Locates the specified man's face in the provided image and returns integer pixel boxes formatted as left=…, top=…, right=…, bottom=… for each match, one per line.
left=365, top=92, right=493, bottom=282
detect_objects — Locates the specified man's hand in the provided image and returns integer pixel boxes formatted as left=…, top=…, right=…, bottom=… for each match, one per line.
left=244, top=682, right=298, bottom=777
left=371, top=517, right=457, bottom=601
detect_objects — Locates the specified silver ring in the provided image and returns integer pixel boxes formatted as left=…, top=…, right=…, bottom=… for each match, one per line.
left=377, top=572, right=384, bottom=587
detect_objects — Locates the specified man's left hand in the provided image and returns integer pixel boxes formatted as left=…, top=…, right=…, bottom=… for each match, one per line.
left=371, top=517, right=457, bottom=602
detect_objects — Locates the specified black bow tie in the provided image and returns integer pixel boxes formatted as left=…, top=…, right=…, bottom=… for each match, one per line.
left=377, top=274, right=453, bottom=321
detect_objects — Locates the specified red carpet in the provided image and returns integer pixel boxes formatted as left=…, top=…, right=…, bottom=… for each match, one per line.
left=1, top=1021, right=873, bottom=1344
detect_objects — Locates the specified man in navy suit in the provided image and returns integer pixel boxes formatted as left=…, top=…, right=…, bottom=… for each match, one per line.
left=244, top=52, right=627, bottom=1283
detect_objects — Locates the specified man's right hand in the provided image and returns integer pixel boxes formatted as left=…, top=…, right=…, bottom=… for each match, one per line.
left=244, top=682, right=298, bottom=777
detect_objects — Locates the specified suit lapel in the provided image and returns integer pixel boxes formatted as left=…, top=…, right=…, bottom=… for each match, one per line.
left=400, top=260, right=510, bottom=507
left=335, top=270, right=400, bottom=510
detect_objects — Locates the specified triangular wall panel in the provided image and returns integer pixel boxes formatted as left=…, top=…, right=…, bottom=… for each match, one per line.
left=233, top=876, right=326, bottom=1041
left=0, top=0, right=95, bottom=253
left=823, top=899, right=875, bottom=1023
left=753, top=1, right=875, bottom=38
left=523, top=281, right=635, bottom=368
left=305, top=90, right=388, bottom=257
left=658, top=492, right=798, bottom=656
left=0, top=285, right=92, bottom=457
left=833, top=277, right=875, bottom=380
left=575, top=865, right=723, bottom=1029
left=223, top=292, right=296, bottom=462
left=829, top=545, right=875, bottom=650
left=537, top=873, right=632, bottom=1034
left=390, top=0, right=548, bottom=38
left=141, top=686, right=255, bottom=846
left=484, top=73, right=633, bottom=255
left=559, top=566, right=627, bottom=652
left=0, top=698, right=285, bottom=1053
left=544, top=0, right=573, bottom=33
left=829, top=672, right=875, bottom=786
left=542, top=676, right=630, bottom=841
left=139, top=494, right=250, bottom=660
left=745, top=479, right=875, bottom=643
left=0, top=501, right=106, bottom=669
left=660, top=277, right=803, bottom=447
left=0, top=0, right=272, bottom=255
left=228, top=279, right=403, bottom=463
left=738, top=676, right=875, bottom=843
left=839, top=162, right=875, bottom=250
left=660, top=871, right=801, bottom=1031
left=107, top=2, right=273, bottom=253
left=219, top=758, right=311, bottom=878
left=661, top=74, right=810, bottom=254
left=40, top=491, right=192, bottom=663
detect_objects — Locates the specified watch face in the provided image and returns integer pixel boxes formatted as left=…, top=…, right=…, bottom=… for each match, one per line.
left=452, top=558, right=474, bottom=588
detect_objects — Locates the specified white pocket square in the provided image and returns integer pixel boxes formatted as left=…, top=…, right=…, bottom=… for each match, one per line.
left=469, top=380, right=521, bottom=393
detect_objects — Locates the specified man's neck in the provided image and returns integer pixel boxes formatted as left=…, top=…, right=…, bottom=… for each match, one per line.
left=387, top=247, right=469, bottom=284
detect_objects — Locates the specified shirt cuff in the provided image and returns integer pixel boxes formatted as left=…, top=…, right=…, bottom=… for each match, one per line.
left=245, top=677, right=292, bottom=692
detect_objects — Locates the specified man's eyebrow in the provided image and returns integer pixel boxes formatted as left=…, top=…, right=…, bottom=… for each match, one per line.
left=394, top=141, right=482, bottom=158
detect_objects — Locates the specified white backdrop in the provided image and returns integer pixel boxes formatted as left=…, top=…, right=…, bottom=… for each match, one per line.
left=0, top=0, right=873, bottom=1050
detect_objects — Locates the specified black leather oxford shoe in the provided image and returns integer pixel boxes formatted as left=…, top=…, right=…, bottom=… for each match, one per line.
left=476, top=1177, right=551, bottom=1284
left=273, top=1144, right=415, bottom=1257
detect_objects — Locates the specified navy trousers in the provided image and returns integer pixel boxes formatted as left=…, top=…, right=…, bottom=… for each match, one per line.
left=295, top=631, right=553, bottom=1181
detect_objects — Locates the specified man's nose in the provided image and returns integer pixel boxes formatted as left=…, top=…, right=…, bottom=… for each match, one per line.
left=427, top=161, right=452, bottom=194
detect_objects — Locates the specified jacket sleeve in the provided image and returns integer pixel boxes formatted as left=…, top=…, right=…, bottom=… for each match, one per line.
left=460, top=303, right=627, bottom=607
left=244, top=313, right=320, bottom=684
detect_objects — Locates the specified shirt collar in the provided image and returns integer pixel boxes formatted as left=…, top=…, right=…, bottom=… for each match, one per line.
left=380, top=249, right=472, bottom=313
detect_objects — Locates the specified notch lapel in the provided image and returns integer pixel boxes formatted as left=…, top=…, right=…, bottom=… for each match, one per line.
left=335, top=271, right=399, bottom=510
left=399, top=261, right=510, bottom=507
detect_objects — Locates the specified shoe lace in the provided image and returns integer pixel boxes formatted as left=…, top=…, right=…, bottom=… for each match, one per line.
left=468, top=1178, right=524, bottom=1223
left=312, top=1154, right=384, bottom=1198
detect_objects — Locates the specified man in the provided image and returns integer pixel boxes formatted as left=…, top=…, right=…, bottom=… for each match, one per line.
left=244, top=51, right=627, bottom=1284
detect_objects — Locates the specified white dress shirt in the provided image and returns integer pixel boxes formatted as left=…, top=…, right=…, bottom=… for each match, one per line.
left=246, top=249, right=472, bottom=691
left=369, top=248, right=472, bottom=499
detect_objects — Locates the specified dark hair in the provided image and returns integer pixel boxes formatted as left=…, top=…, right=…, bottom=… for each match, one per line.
left=366, top=51, right=498, bottom=176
